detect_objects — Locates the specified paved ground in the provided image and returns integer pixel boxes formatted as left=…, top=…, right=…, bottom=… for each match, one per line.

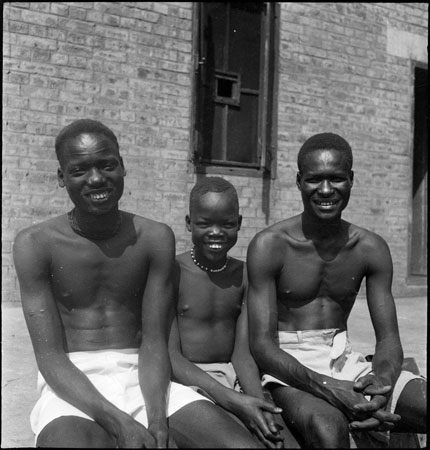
left=2, top=297, right=427, bottom=448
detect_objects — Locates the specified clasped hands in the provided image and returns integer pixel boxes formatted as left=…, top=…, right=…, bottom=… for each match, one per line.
left=343, top=373, right=401, bottom=432
left=228, top=391, right=284, bottom=449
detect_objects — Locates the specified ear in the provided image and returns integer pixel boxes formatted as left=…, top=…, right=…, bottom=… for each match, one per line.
left=296, top=172, right=302, bottom=190
left=57, top=167, right=65, bottom=188
left=237, top=215, right=242, bottom=231
left=185, top=215, right=192, bottom=232
left=120, top=157, right=126, bottom=176
left=350, top=170, right=354, bottom=186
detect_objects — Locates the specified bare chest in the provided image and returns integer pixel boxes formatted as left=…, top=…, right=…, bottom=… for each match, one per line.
left=178, top=281, right=243, bottom=322
left=277, top=247, right=365, bottom=304
left=50, top=240, right=147, bottom=309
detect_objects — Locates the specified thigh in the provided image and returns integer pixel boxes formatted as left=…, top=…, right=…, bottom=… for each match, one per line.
left=36, top=416, right=116, bottom=448
left=270, top=384, right=349, bottom=447
left=168, top=400, right=260, bottom=448
left=393, top=378, right=427, bottom=433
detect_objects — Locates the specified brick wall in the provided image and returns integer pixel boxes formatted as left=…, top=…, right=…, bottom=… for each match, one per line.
left=2, top=2, right=427, bottom=302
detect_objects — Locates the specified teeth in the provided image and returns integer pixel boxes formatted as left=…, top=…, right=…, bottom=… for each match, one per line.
left=91, top=192, right=108, bottom=200
left=319, top=202, right=335, bottom=206
left=208, top=244, right=222, bottom=249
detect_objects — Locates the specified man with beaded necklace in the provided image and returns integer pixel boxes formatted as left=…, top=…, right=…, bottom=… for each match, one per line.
left=168, top=177, right=299, bottom=448
left=13, top=119, right=267, bottom=448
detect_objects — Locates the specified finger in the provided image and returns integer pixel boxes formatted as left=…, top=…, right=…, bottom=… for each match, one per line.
left=263, top=412, right=281, bottom=434
left=254, top=417, right=284, bottom=443
left=361, top=385, right=392, bottom=396
left=353, top=376, right=373, bottom=390
left=252, top=428, right=278, bottom=449
left=259, top=399, right=282, bottom=414
left=376, top=421, right=396, bottom=432
left=350, top=417, right=382, bottom=430
left=353, top=396, right=386, bottom=412
left=371, top=410, right=401, bottom=424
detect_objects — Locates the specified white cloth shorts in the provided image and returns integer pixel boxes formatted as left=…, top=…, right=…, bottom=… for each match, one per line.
left=193, top=361, right=242, bottom=392
left=30, top=348, right=211, bottom=440
left=261, top=329, right=423, bottom=414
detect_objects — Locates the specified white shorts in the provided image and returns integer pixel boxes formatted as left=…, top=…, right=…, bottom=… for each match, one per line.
left=193, top=361, right=242, bottom=392
left=30, top=348, right=211, bottom=440
left=261, top=329, right=423, bottom=414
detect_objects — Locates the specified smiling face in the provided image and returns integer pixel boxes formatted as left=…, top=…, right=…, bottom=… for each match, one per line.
left=186, top=191, right=242, bottom=267
left=296, top=148, right=354, bottom=222
left=57, top=132, right=125, bottom=215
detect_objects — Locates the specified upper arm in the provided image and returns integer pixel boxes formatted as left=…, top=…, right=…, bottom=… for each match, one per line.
left=246, top=232, right=282, bottom=351
left=13, top=228, right=66, bottom=362
left=232, top=266, right=250, bottom=358
left=141, top=224, right=176, bottom=341
left=364, top=234, right=400, bottom=343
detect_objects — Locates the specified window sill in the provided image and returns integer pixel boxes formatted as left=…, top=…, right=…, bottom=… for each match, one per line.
left=194, top=164, right=271, bottom=178
left=406, top=275, right=427, bottom=286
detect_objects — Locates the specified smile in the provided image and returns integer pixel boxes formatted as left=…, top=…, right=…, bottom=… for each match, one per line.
left=316, top=201, right=337, bottom=206
left=89, top=191, right=110, bottom=201
left=207, top=243, right=223, bottom=249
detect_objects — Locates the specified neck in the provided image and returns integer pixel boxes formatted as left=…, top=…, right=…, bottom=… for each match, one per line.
left=69, top=208, right=122, bottom=240
left=190, top=247, right=229, bottom=273
left=301, top=212, right=343, bottom=241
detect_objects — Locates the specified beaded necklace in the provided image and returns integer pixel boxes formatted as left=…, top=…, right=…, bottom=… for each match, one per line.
left=190, top=246, right=229, bottom=273
left=68, top=208, right=122, bottom=240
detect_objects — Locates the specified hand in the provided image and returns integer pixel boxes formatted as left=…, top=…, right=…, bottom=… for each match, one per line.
left=353, top=373, right=392, bottom=397
left=114, top=416, right=157, bottom=448
left=228, top=392, right=283, bottom=449
left=349, top=374, right=401, bottom=431
left=326, top=379, right=400, bottom=432
left=148, top=420, right=176, bottom=448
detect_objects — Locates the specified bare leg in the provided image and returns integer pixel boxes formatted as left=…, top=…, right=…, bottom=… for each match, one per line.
left=168, top=400, right=262, bottom=448
left=392, top=378, right=427, bottom=433
left=270, top=384, right=350, bottom=449
left=36, top=416, right=116, bottom=448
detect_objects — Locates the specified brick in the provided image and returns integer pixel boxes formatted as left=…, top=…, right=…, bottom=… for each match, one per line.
left=2, top=1, right=428, bottom=305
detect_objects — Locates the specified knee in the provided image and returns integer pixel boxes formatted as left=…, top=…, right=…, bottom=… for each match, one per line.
left=36, top=417, right=115, bottom=448
left=307, top=409, right=349, bottom=448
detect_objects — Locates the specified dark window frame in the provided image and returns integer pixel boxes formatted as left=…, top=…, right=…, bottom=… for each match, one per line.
left=190, top=2, right=279, bottom=179
left=407, top=62, right=428, bottom=284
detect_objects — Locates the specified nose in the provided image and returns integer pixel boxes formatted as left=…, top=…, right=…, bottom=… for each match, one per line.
left=209, top=225, right=222, bottom=236
left=319, top=179, right=334, bottom=196
left=88, top=167, right=105, bottom=185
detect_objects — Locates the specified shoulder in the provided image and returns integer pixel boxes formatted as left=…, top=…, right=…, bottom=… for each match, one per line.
left=347, top=223, right=392, bottom=270
left=130, top=213, right=175, bottom=243
left=348, top=223, right=390, bottom=252
left=249, top=216, right=298, bottom=253
left=14, top=215, right=65, bottom=249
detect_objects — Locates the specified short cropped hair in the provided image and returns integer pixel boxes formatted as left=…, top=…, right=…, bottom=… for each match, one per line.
left=297, top=132, right=353, bottom=172
left=189, top=177, right=239, bottom=214
left=55, top=119, right=119, bottom=156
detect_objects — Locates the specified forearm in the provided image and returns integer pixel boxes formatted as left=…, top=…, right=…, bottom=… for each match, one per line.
left=372, top=336, right=403, bottom=387
left=170, top=352, right=236, bottom=408
left=38, top=353, right=131, bottom=436
left=139, top=342, right=171, bottom=424
left=231, top=354, right=265, bottom=399
left=254, top=340, right=347, bottom=402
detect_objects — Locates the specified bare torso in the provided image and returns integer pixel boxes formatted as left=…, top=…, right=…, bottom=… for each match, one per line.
left=33, top=211, right=159, bottom=352
left=269, top=215, right=369, bottom=331
left=175, top=252, right=245, bottom=363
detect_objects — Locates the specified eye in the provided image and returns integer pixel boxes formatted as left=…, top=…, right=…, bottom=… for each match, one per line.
left=223, top=222, right=236, bottom=228
left=70, top=168, right=85, bottom=176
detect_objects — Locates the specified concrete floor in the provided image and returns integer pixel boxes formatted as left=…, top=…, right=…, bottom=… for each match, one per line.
left=2, top=296, right=427, bottom=448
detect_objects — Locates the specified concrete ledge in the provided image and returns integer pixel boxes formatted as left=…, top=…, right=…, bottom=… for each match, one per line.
left=2, top=297, right=427, bottom=448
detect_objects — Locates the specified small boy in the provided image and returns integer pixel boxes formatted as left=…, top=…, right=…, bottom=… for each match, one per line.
left=168, top=177, right=298, bottom=448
